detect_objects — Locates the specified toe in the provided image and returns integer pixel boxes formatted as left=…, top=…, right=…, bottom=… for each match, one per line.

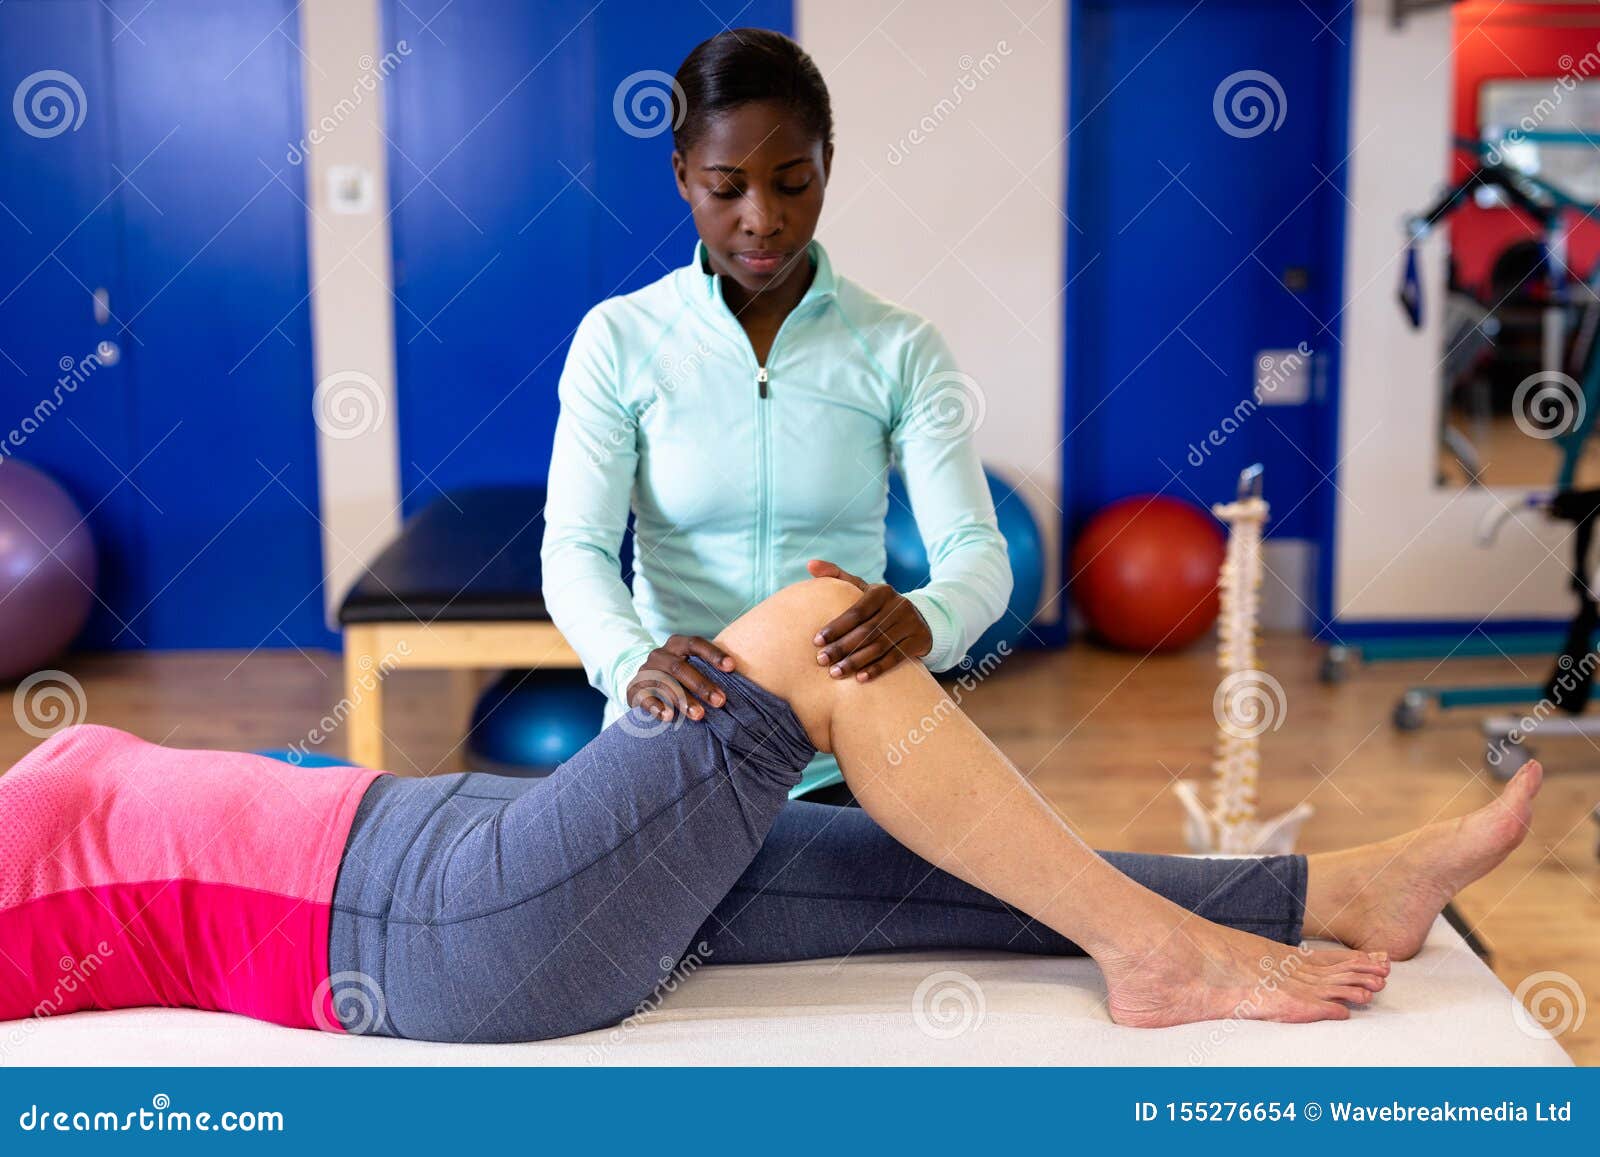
left=1303, top=998, right=1352, bottom=1022
left=1323, top=970, right=1385, bottom=991
left=1321, top=984, right=1374, bottom=1004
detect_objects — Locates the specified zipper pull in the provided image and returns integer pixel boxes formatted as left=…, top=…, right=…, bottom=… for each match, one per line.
left=756, top=365, right=769, bottom=399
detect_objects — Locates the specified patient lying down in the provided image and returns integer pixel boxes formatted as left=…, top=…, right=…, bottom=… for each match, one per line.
left=0, top=578, right=1541, bottom=1043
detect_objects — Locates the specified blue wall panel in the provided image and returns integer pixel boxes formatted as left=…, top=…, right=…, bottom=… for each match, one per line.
left=0, top=0, right=327, bottom=651
left=109, top=0, right=330, bottom=651
left=1066, top=0, right=1351, bottom=598
left=384, top=0, right=791, bottom=509
left=0, top=0, right=142, bottom=651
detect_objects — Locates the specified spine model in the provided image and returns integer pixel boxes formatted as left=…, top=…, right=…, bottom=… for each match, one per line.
left=1211, top=483, right=1269, bottom=853
left=1174, top=465, right=1313, bottom=856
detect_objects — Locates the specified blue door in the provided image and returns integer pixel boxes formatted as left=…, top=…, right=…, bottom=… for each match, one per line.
left=0, top=0, right=142, bottom=649
left=1067, top=0, right=1350, bottom=620
left=0, top=0, right=330, bottom=651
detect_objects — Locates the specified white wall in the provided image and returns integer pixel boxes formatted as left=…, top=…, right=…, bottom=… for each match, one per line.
left=1335, top=0, right=1573, bottom=623
left=797, top=0, right=1067, bottom=625
left=299, top=0, right=403, bottom=631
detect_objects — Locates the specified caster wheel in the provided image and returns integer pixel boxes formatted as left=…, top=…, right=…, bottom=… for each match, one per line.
left=1486, top=739, right=1528, bottom=779
left=1320, top=645, right=1352, bottom=685
left=1392, top=692, right=1427, bottom=732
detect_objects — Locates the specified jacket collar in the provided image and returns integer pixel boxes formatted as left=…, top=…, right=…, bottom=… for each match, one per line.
left=688, top=237, right=838, bottom=312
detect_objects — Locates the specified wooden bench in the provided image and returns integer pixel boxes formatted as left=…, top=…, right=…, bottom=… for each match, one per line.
left=336, top=484, right=583, bottom=769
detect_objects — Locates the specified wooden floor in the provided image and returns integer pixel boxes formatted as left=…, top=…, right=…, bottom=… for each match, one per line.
left=5, top=634, right=1597, bottom=1064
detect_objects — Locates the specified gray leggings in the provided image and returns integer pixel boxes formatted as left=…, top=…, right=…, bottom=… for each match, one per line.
left=326, top=658, right=1306, bottom=1043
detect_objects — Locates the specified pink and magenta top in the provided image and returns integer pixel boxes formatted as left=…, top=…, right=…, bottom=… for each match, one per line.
left=0, top=724, right=382, bottom=1029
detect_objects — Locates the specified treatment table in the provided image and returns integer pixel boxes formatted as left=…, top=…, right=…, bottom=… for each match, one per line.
left=0, top=919, right=1572, bottom=1066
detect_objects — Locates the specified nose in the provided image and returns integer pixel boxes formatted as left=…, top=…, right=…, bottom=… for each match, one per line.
left=741, top=189, right=783, bottom=238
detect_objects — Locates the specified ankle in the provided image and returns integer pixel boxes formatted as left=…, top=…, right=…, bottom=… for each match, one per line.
left=1302, top=849, right=1357, bottom=942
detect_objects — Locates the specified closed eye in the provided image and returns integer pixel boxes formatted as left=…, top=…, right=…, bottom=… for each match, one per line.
left=710, top=182, right=812, bottom=200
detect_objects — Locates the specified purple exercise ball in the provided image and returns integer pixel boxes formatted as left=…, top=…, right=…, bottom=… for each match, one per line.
left=0, top=461, right=97, bottom=680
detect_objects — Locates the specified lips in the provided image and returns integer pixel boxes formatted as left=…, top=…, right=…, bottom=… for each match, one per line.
left=736, top=250, right=790, bottom=273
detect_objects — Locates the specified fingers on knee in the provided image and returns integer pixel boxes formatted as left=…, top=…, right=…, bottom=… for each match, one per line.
left=793, top=576, right=861, bottom=624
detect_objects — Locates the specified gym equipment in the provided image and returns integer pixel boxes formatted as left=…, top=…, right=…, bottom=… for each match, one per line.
left=0, top=460, right=97, bottom=680
left=1069, top=494, right=1224, bottom=652
left=883, top=466, right=1045, bottom=662
left=254, top=749, right=356, bottom=769
left=1174, top=466, right=1313, bottom=854
left=337, top=485, right=586, bottom=770
left=1369, top=136, right=1600, bottom=768
left=465, top=667, right=607, bottom=776
left=1397, top=136, right=1593, bottom=488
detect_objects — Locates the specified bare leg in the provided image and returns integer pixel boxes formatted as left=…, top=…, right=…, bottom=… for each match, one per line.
left=713, top=579, right=1394, bottom=1027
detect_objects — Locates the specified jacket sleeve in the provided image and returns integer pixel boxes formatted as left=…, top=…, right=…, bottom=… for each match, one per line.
left=889, top=321, right=1015, bottom=672
left=539, top=306, right=658, bottom=703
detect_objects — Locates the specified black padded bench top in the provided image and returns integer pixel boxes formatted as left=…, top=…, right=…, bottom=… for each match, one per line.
left=338, top=484, right=556, bottom=625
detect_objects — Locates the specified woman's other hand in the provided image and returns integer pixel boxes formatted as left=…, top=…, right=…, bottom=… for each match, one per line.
left=805, top=559, right=932, bottom=682
left=626, top=635, right=735, bottom=721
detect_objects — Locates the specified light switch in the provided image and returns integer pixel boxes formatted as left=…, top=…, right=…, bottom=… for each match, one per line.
left=1254, top=347, right=1312, bottom=405
left=328, top=165, right=374, bottom=214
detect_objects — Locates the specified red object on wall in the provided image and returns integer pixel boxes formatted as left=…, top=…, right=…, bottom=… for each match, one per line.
left=1070, top=495, right=1226, bottom=653
left=1452, top=2, right=1600, bottom=293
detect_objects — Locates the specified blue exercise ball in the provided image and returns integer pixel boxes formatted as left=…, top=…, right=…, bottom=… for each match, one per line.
left=0, top=461, right=97, bottom=680
left=467, top=668, right=607, bottom=776
left=254, top=749, right=355, bottom=769
left=884, top=466, right=1044, bottom=664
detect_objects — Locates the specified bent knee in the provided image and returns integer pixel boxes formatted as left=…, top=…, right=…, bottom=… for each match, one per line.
left=713, top=577, right=861, bottom=752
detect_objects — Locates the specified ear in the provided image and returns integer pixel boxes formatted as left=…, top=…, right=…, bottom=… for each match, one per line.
left=671, top=150, right=691, bottom=202
left=821, top=141, right=834, bottom=186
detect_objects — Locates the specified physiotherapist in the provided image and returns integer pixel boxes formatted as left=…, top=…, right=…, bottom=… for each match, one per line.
left=540, top=28, right=1012, bottom=798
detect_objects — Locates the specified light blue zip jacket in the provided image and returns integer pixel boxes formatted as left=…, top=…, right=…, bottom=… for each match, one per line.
left=540, top=237, right=1012, bottom=795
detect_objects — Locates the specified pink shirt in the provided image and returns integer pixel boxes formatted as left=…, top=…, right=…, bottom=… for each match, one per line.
left=0, top=724, right=381, bottom=1030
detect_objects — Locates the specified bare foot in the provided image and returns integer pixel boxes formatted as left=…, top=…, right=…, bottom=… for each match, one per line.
left=1099, top=920, right=1391, bottom=1028
left=1304, top=759, right=1542, bottom=960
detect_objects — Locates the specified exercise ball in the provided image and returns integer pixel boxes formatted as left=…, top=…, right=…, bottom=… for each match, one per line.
left=466, top=668, right=607, bottom=776
left=883, top=467, right=1044, bottom=663
left=254, top=749, right=354, bottom=769
left=0, top=461, right=97, bottom=680
left=1070, top=495, right=1224, bottom=652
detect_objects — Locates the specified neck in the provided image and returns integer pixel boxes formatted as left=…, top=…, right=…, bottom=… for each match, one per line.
left=717, top=247, right=815, bottom=324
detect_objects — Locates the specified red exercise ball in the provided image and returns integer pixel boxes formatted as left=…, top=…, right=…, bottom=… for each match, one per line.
left=1070, top=495, right=1225, bottom=652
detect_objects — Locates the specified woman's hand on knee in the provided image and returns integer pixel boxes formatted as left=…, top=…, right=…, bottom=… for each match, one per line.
left=627, top=635, right=735, bottom=722
left=805, top=560, right=932, bottom=682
